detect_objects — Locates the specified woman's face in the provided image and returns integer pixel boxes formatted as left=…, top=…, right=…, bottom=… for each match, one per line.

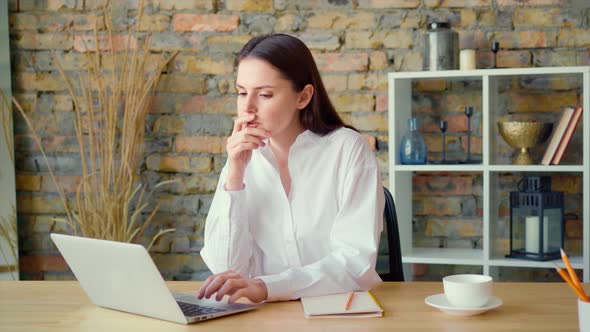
left=236, top=57, right=309, bottom=139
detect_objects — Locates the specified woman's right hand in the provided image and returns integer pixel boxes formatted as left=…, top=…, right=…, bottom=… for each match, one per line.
left=224, top=113, right=269, bottom=190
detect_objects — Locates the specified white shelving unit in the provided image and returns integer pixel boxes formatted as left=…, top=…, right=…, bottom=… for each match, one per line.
left=388, top=66, right=590, bottom=281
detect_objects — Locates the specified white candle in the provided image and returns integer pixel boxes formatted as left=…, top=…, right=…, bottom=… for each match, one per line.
left=525, top=216, right=549, bottom=253
left=460, top=49, right=476, bottom=70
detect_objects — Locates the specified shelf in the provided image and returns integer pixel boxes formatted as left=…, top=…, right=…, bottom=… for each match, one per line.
left=488, top=256, right=585, bottom=269
left=487, top=165, right=586, bottom=172
left=389, top=65, right=590, bottom=281
left=392, top=165, right=483, bottom=172
left=391, top=165, right=585, bottom=173
left=402, top=248, right=484, bottom=265
left=388, top=66, right=589, bottom=80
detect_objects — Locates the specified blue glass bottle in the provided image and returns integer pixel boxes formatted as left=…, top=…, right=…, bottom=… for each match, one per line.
left=400, top=117, right=427, bottom=164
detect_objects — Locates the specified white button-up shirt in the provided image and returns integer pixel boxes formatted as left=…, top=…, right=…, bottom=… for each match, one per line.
left=200, top=127, right=384, bottom=301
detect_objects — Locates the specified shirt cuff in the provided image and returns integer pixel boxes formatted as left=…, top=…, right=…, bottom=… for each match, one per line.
left=219, top=186, right=247, bottom=219
left=212, top=187, right=247, bottom=268
left=256, top=273, right=293, bottom=302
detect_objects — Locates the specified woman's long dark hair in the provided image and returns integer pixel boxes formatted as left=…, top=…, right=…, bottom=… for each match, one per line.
left=238, top=34, right=351, bottom=136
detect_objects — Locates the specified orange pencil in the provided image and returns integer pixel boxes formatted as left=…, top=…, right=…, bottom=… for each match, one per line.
left=344, top=292, right=355, bottom=310
left=554, top=263, right=589, bottom=302
left=560, top=248, right=587, bottom=297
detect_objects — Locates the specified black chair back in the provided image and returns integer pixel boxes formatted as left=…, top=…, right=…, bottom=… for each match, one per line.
left=380, top=187, right=404, bottom=281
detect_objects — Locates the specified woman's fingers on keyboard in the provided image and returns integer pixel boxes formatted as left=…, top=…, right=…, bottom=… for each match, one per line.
left=215, top=278, right=248, bottom=301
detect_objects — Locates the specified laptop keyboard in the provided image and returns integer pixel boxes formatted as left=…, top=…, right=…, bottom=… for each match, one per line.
left=177, top=301, right=227, bottom=317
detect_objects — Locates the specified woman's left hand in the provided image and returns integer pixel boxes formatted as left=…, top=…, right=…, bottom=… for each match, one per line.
left=197, top=270, right=268, bottom=304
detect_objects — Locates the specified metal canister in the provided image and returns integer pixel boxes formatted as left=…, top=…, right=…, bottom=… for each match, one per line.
left=423, top=22, right=459, bottom=71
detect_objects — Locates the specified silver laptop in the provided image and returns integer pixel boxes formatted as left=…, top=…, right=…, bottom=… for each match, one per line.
left=50, top=233, right=257, bottom=324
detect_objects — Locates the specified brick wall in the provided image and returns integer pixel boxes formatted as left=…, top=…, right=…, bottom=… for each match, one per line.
left=8, top=0, right=589, bottom=280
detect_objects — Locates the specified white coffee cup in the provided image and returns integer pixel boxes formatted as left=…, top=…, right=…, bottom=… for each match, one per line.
left=580, top=299, right=590, bottom=332
left=443, top=274, right=493, bottom=308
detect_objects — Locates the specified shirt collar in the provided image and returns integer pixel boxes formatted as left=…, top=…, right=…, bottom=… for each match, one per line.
left=260, top=129, right=321, bottom=151
left=294, top=129, right=321, bottom=145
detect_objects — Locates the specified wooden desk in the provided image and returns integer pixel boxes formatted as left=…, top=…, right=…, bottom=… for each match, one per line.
left=1, top=281, right=588, bottom=331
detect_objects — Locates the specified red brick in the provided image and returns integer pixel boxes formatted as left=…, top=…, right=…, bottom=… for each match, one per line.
left=422, top=114, right=470, bottom=133
left=494, top=50, right=532, bottom=68
left=552, top=175, right=582, bottom=194
left=16, top=175, right=41, bottom=191
left=565, top=219, right=582, bottom=239
left=345, top=30, right=414, bottom=49
left=505, top=91, right=578, bottom=113
left=417, top=197, right=463, bottom=216
left=361, top=134, right=377, bottom=151
left=225, top=0, right=273, bottom=11
left=175, top=136, right=227, bottom=154
left=172, top=14, right=239, bottom=32
left=332, top=94, right=375, bottom=113
left=443, top=92, right=483, bottom=116
left=425, top=218, right=482, bottom=237
left=11, top=32, right=73, bottom=50
left=42, top=136, right=81, bottom=152
left=307, top=12, right=375, bottom=30
left=458, top=30, right=488, bottom=50
left=20, top=255, right=69, bottom=273
left=146, top=155, right=213, bottom=173
left=514, top=8, right=579, bottom=28
left=14, top=72, right=66, bottom=92
left=13, top=93, right=73, bottom=113
left=322, top=74, right=348, bottom=92
left=83, top=0, right=139, bottom=9
left=17, top=195, right=67, bottom=214
left=10, top=13, right=103, bottom=32
left=375, top=94, right=387, bottom=112
left=494, top=30, right=555, bottom=49
left=171, top=54, right=235, bottom=75
left=498, top=0, right=561, bottom=5
left=424, top=0, right=491, bottom=6
left=41, top=176, right=83, bottom=193
left=424, top=135, right=457, bottom=155
left=150, top=95, right=235, bottom=114
left=347, top=72, right=387, bottom=91
left=415, top=80, right=448, bottom=92
left=73, top=34, right=138, bottom=52
left=138, top=14, right=171, bottom=32
left=178, top=95, right=236, bottom=114
left=149, top=32, right=205, bottom=52
left=558, top=29, right=590, bottom=48
left=19, top=0, right=83, bottom=10
left=460, top=135, right=482, bottom=155
left=357, top=0, right=420, bottom=8
left=206, top=35, right=252, bottom=52
left=156, top=75, right=208, bottom=94
left=347, top=113, right=387, bottom=131
left=414, top=175, right=473, bottom=195
left=152, top=115, right=185, bottom=134
left=369, top=51, right=388, bottom=70
left=458, top=9, right=477, bottom=27
left=158, top=0, right=215, bottom=10
left=313, top=52, right=369, bottom=72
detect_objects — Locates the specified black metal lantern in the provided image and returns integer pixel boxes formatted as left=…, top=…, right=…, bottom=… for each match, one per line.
left=507, top=176, right=564, bottom=261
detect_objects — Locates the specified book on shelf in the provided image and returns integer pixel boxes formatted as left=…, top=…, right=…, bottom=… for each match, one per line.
left=540, top=106, right=576, bottom=165
left=551, top=106, right=583, bottom=165
left=300, top=291, right=384, bottom=318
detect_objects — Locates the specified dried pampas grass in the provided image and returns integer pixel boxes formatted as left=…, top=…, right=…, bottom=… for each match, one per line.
left=13, top=0, right=178, bottom=249
left=0, top=92, right=18, bottom=280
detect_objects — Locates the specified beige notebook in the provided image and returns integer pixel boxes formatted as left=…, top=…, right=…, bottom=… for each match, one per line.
left=300, top=291, right=384, bottom=318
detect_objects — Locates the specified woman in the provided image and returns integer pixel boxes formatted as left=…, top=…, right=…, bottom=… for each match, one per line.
left=198, top=34, right=384, bottom=304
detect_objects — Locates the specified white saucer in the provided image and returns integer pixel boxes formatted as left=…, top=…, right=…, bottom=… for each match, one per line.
left=424, top=294, right=503, bottom=316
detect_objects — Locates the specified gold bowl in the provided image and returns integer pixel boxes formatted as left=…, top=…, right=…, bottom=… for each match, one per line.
left=497, top=121, right=553, bottom=165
